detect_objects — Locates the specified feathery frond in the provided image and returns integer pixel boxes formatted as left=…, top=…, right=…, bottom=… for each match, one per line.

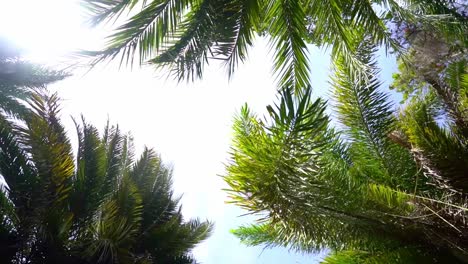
left=266, top=0, right=310, bottom=92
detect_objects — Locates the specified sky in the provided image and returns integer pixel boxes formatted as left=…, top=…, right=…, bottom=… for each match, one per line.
left=0, top=0, right=397, bottom=263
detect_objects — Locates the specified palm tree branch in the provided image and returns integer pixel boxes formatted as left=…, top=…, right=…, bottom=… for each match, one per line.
left=150, top=0, right=218, bottom=81
left=267, top=0, right=310, bottom=92
left=85, top=0, right=193, bottom=67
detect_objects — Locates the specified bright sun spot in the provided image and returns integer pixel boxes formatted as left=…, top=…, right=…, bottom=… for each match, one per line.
left=0, top=0, right=101, bottom=63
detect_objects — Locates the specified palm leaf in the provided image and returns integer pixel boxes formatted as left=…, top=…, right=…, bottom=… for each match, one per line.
left=83, top=0, right=139, bottom=26
left=400, top=99, right=468, bottom=192
left=321, top=248, right=438, bottom=264
left=266, top=0, right=310, bottom=92
left=150, top=0, right=218, bottom=81
left=213, top=0, right=259, bottom=78
left=225, top=86, right=334, bottom=214
left=70, top=117, right=108, bottom=222
left=87, top=0, right=193, bottom=67
left=332, top=43, right=420, bottom=191
left=101, top=124, right=125, bottom=196
left=16, top=92, right=75, bottom=209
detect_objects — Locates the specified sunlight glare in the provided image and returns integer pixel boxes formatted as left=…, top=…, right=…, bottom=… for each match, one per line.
left=0, top=0, right=100, bottom=63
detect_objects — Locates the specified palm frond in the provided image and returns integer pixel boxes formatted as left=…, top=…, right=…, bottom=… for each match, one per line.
left=225, top=86, right=334, bottom=214
left=0, top=61, right=67, bottom=119
left=332, top=43, right=420, bottom=190
left=366, top=184, right=414, bottom=214
left=130, top=147, right=160, bottom=192
left=143, top=214, right=212, bottom=260
left=0, top=92, right=31, bottom=120
left=212, top=0, right=259, bottom=78
left=224, top=78, right=466, bottom=259
left=102, top=124, right=125, bottom=196
left=83, top=0, right=138, bottom=26
left=164, top=218, right=213, bottom=256
left=444, top=59, right=468, bottom=139
left=321, top=247, right=437, bottom=264
left=400, top=99, right=468, bottom=192
left=308, top=0, right=368, bottom=78
left=131, top=147, right=177, bottom=229
left=114, top=175, right=143, bottom=231
left=150, top=0, right=218, bottom=81
left=231, top=209, right=404, bottom=253
left=266, top=0, right=310, bottom=92
left=17, top=93, right=77, bottom=252
left=84, top=199, right=136, bottom=263
left=86, top=0, right=193, bottom=67
left=70, top=117, right=108, bottom=221
left=128, top=147, right=212, bottom=261
left=17, top=92, right=75, bottom=209
left=0, top=60, right=69, bottom=89
left=0, top=116, right=36, bottom=201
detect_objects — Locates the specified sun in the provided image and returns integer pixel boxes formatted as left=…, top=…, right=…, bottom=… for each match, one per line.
left=0, top=0, right=101, bottom=64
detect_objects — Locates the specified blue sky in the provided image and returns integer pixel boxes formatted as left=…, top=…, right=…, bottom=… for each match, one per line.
left=0, top=1, right=398, bottom=263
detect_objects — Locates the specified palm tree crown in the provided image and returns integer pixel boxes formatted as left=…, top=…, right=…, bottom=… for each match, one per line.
left=224, top=43, right=468, bottom=262
left=0, top=90, right=213, bottom=263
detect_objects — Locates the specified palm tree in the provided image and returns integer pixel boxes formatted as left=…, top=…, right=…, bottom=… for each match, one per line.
left=0, top=90, right=213, bottom=263
left=82, top=0, right=466, bottom=92
left=0, top=36, right=68, bottom=119
left=223, top=44, right=468, bottom=262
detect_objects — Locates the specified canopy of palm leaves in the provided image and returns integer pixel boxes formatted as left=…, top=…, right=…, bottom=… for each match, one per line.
left=0, top=90, right=212, bottom=263
left=224, top=43, right=468, bottom=262
left=82, top=0, right=466, bottom=92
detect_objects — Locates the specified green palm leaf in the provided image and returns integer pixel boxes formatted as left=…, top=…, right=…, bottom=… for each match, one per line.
left=213, top=0, right=259, bottom=78
left=332, top=43, right=422, bottom=191
left=87, top=0, right=193, bottom=67
left=71, top=117, right=108, bottom=222
left=266, top=0, right=310, bottom=92
left=400, top=98, right=468, bottom=192
left=321, top=248, right=437, bottom=264
left=150, top=0, right=219, bottom=81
